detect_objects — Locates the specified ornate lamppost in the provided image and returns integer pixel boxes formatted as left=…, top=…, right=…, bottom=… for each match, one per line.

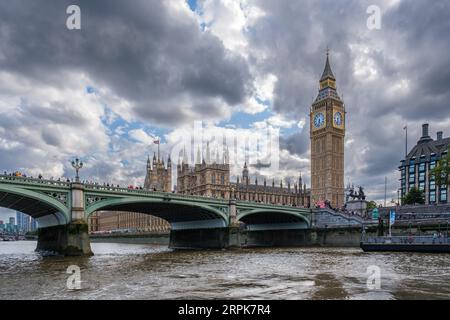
left=71, top=158, right=83, bottom=182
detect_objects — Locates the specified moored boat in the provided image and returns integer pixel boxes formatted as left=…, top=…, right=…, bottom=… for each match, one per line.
left=360, top=235, right=450, bottom=253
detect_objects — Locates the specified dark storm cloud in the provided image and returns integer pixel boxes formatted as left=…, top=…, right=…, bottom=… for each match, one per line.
left=280, top=130, right=309, bottom=157
left=243, top=0, right=450, bottom=200
left=0, top=0, right=253, bottom=126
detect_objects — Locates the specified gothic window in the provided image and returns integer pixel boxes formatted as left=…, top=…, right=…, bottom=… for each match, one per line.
left=212, top=173, right=216, bottom=184
left=221, top=174, right=224, bottom=185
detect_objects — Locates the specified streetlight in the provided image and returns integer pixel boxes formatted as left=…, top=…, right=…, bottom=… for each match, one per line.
left=71, top=158, right=83, bottom=182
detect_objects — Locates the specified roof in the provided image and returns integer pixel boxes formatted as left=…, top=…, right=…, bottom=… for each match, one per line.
left=403, top=137, right=450, bottom=164
left=320, top=53, right=336, bottom=81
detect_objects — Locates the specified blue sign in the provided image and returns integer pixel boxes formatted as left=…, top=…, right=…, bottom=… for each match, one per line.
left=389, top=210, right=396, bottom=226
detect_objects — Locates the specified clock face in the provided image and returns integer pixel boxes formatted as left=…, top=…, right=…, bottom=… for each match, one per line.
left=314, top=113, right=325, bottom=128
left=334, top=112, right=343, bottom=126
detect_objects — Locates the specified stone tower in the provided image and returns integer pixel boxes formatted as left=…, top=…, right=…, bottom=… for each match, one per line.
left=310, top=51, right=345, bottom=208
left=144, top=153, right=172, bottom=192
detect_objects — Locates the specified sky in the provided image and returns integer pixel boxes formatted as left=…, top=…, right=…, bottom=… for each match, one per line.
left=1, top=0, right=450, bottom=220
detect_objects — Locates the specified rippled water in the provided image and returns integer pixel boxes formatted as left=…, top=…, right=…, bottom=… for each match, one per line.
left=0, top=241, right=449, bottom=300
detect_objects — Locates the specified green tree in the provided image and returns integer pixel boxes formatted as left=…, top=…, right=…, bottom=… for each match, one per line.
left=432, top=146, right=450, bottom=188
left=367, top=201, right=377, bottom=211
left=403, top=187, right=425, bottom=205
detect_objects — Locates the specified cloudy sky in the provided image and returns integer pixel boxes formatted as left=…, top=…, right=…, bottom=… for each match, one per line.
left=1, top=0, right=450, bottom=220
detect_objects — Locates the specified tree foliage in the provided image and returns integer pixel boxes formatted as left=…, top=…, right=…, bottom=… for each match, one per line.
left=403, top=187, right=425, bottom=205
left=367, top=201, right=377, bottom=210
left=432, top=146, right=450, bottom=188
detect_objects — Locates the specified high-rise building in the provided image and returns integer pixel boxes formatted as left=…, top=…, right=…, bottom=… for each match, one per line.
left=399, top=124, right=449, bottom=205
left=310, top=51, right=345, bottom=208
left=15, top=211, right=38, bottom=233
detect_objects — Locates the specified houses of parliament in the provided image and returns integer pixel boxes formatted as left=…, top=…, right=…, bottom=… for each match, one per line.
left=89, top=52, right=345, bottom=232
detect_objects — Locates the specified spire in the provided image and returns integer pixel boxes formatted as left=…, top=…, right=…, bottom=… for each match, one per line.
left=215, top=146, right=220, bottom=164
left=183, top=146, right=188, bottom=164
left=206, top=141, right=211, bottom=164
left=196, top=147, right=201, bottom=165
left=320, top=47, right=335, bottom=81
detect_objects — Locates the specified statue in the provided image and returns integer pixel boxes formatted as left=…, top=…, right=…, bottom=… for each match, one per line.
left=358, top=186, right=366, bottom=201
left=346, top=185, right=366, bottom=202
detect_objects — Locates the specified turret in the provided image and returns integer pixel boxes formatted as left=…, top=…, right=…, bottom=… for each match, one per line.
left=242, top=162, right=249, bottom=184
left=206, top=142, right=211, bottom=164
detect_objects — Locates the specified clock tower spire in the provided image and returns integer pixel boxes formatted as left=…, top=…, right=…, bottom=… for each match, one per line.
left=310, top=50, right=345, bottom=208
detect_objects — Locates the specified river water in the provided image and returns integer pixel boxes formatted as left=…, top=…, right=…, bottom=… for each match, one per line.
left=0, top=241, right=449, bottom=300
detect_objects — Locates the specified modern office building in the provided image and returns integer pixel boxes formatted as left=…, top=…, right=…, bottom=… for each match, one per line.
left=16, top=211, right=38, bottom=233
left=399, top=124, right=449, bottom=204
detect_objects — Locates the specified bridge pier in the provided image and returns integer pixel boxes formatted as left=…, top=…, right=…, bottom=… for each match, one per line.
left=241, top=229, right=310, bottom=247
left=36, top=182, right=93, bottom=256
left=169, top=226, right=242, bottom=249
left=36, top=221, right=93, bottom=256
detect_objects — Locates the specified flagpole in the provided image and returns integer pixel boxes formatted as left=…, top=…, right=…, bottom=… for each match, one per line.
left=404, top=125, right=408, bottom=158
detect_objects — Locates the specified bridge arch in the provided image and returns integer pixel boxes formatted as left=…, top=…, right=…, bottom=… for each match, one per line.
left=237, top=209, right=310, bottom=231
left=0, top=185, right=70, bottom=226
left=85, top=197, right=229, bottom=230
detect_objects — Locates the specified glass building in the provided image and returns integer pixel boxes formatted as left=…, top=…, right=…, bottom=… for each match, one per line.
left=399, top=124, right=449, bottom=205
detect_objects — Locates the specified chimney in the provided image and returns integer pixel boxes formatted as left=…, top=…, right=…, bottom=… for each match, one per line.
left=437, top=131, right=443, bottom=141
left=422, top=123, right=429, bottom=138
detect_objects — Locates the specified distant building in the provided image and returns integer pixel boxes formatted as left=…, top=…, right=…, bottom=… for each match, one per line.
left=177, top=144, right=311, bottom=207
left=16, top=211, right=38, bottom=233
left=399, top=124, right=449, bottom=205
left=233, top=164, right=310, bottom=207
left=144, top=153, right=172, bottom=192
left=177, top=143, right=231, bottom=198
left=9, top=217, right=15, bottom=226
left=88, top=211, right=170, bottom=233
left=88, top=152, right=173, bottom=233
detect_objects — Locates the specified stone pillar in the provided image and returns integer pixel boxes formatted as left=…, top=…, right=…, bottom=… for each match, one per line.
left=229, top=198, right=238, bottom=227
left=71, top=183, right=85, bottom=221
left=36, top=183, right=93, bottom=256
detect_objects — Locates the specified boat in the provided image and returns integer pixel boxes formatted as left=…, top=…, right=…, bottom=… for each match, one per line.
left=360, top=235, right=450, bottom=253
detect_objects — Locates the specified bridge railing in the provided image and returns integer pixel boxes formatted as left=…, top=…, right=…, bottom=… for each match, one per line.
left=0, top=174, right=312, bottom=210
left=0, top=174, right=71, bottom=188
left=84, top=183, right=231, bottom=204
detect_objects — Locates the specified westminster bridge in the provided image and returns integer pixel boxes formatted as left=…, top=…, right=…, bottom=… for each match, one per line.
left=0, top=174, right=319, bottom=255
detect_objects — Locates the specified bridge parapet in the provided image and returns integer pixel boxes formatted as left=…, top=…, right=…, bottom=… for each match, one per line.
left=313, top=208, right=370, bottom=229
left=0, top=174, right=71, bottom=188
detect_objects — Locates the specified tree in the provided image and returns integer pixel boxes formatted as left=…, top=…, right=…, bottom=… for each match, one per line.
left=403, top=187, right=425, bottom=205
left=367, top=201, right=377, bottom=211
left=432, top=146, right=450, bottom=188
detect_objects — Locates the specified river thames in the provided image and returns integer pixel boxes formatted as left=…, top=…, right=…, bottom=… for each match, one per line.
left=0, top=241, right=449, bottom=300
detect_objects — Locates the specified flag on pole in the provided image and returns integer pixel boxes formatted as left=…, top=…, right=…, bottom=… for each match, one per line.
left=153, top=140, right=160, bottom=144
left=389, top=210, right=396, bottom=226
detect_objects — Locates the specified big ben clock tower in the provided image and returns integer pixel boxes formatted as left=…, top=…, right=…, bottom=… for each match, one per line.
left=310, top=50, right=345, bottom=208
